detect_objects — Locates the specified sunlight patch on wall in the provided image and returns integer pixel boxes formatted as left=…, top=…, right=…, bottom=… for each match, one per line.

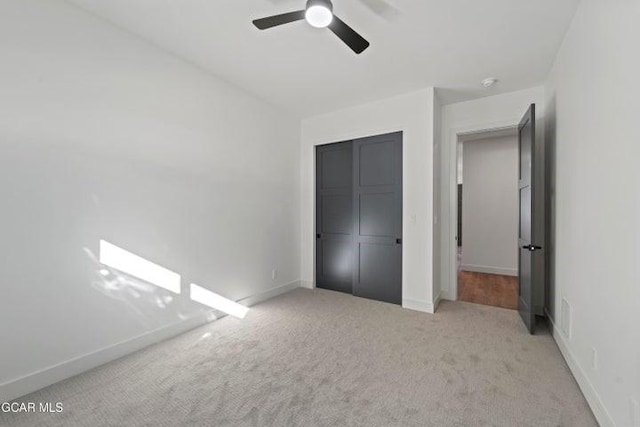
left=99, top=240, right=181, bottom=294
left=190, top=283, right=248, bottom=319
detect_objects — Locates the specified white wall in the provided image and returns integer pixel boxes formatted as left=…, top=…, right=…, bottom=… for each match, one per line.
left=439, top=86, right=545, bottom=300
left=300, top=89, right=437, bottom=312
left=0, top=0, right=301, bottom=401
left=544, top=1, right=640, bottom=425
left=432, top=93, right=443, bottom=304
left=461, top=135, right=518, bottom=276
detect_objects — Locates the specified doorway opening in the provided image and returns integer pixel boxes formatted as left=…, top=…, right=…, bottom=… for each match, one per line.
left=449, top=104, right=544, bottom=333
left=315, top=132, right=403, bottom=305
left=456, top=127, right=519, bottom=310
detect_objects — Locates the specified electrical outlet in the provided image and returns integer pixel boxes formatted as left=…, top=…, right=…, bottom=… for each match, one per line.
left=590, top=348, right=598, bottom=370
left=271, top=268, right=277, bottom=281
left=631, top=396, right=640, bottom=427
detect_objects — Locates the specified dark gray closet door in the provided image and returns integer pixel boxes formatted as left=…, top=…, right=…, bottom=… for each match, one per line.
left=316, top=141, right=353, bottom=294
left=352, top=132, right=402, bottom=305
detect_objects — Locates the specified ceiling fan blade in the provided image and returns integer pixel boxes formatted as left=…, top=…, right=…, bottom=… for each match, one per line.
left=253, top=10, right=306, bottom=30
left=328, top=16, right=370, bottom=54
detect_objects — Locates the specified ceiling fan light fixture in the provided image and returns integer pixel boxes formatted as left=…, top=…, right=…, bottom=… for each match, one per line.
left=305, top=0, right=333, bottom=28
left=252, top=0, right=369, bottom=54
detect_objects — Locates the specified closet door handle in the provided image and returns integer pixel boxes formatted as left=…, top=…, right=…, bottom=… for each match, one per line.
left=396, top=238, right=402, bottom=245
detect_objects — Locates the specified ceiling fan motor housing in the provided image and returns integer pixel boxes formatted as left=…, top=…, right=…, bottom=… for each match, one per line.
left=306, top=0, right=333, bottom=13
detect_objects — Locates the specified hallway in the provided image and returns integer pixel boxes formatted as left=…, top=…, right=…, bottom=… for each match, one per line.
left=458, top=270, right=518, bottom=310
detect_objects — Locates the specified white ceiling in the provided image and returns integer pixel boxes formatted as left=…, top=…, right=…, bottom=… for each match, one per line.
left=67, top=0, right=580, bottom=116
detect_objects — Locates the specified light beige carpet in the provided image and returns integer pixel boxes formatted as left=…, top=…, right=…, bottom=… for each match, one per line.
left=1, top=288, right=597, bottom=427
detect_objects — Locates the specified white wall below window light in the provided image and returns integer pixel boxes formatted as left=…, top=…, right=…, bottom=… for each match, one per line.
left=0, top=0, right=301, bottom=402
left=300, top=89, right=438, bottom=312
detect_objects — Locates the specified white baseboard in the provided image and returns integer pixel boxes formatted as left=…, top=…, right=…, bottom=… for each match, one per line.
left=439, top=288, right=455, bottom=301
left=299, top=280, right=314, bottom=289
left=0, top=280, right=302, bottom=403
left=239, top=280, right=302, bottom=306
left=461, top=264, right=518, bottom=276
left=545, top=309, right=615, bottom=427
left=433, top=292, right=442, bottom=312
left=402, top=297, right=436, bottom=314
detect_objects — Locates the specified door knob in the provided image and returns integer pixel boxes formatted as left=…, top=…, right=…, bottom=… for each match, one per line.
left=522, top=244, right=542, bottom=251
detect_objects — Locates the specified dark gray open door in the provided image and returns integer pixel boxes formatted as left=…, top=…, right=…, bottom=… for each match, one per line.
left=518, top=104, right=543, bottom=334
left=316, top=142, right=353, bottom=294
left=352, top=132, right=402, bottom=304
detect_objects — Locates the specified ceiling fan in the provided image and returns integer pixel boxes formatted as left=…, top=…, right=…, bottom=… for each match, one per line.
left=252, top=0, right=370, bottom=54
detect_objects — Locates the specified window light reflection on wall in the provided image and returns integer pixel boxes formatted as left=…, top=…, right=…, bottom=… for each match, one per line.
left=98, top=240, right=181, bottom=294
left=190, top=283, right=249, bottom=319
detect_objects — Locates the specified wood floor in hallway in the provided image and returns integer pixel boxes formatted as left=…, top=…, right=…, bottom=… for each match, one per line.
left=458, top=270, right=518, bottom=310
